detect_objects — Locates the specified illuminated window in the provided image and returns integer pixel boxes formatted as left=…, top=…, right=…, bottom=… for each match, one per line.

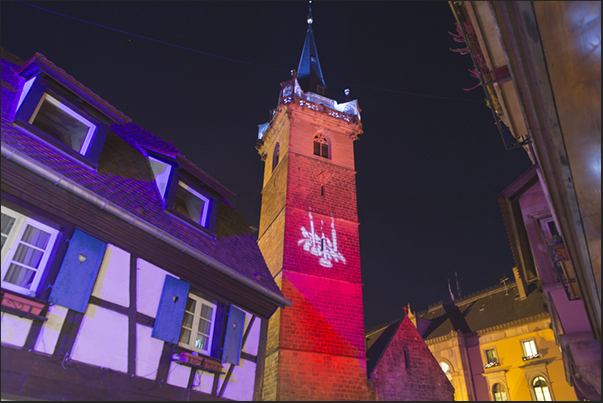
left=1, top=206, right=58, bottom=296
left=493, top=383, right=508, bottom=401
left=439, top=362, right=452, bottom=381
left=522, top=339, right=540, bottom=360
left=313, top=133, right=329, bottom=158
left=272, top=142, right=280, bottom=171
left=533, top=376, right=552, bottom=401
left=174, top=181, right=211, bottom=227
left=145, top=151, right=218, bottom=233
left=484, top=348, right=499, bottom=368
left=179, top=293, right=217, bottom=355
left=29, top=93, right=97, bottom=156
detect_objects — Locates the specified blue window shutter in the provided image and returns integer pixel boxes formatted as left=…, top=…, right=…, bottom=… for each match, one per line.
left=49, top=229, right=106, bottom=313
left=152, top=275, right=190, bottom=343
left=223, top=306, right=245, bottom=365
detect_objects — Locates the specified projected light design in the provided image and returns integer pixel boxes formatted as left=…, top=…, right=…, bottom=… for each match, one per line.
left=297, top=212, right=346, bottom=268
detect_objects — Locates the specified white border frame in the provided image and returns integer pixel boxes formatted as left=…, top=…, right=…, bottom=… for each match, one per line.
left=179, top=293, right=217, bottom=356
left=1, top=206, right=59, bottom=296
left=29, top=93, right=97, bottom=155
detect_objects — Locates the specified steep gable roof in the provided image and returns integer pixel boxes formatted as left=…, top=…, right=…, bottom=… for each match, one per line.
left=368, top=315, right=455, bottom=400
left=1, top=54, right=284, bottom=301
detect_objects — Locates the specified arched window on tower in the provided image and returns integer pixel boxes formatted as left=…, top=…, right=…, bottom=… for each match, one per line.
left=532, top=376, right=553, bottom=401
left=272, top=142, right=280, bottom=172
left=492, top=383, right=508, bottom=401
left=313, top=133, right=329, bottom=158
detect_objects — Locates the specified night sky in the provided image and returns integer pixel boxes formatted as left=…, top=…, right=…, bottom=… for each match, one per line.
left=2, top=1, right=533, bottom=329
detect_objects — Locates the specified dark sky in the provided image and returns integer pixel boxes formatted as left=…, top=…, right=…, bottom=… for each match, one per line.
left=2, top=1, right=532, bottom=329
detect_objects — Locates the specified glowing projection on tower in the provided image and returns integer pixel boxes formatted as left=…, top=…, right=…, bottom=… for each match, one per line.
left=297, top=211, right=346, bottom=268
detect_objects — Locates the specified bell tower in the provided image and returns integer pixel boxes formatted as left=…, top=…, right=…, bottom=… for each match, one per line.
left=256, top=3, right=369, bottom=400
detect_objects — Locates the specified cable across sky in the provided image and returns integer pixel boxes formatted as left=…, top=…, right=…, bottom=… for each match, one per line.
left=17, top=1, right=483, bottom=104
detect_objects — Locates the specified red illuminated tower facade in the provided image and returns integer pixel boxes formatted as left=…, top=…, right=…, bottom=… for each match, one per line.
left=256, top=6, right=369, bottom=401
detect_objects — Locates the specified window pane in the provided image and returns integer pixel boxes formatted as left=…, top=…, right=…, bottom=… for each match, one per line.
left=200, top=304, right=213, bottom=320
left=195, top=333, right=208, bottom=350
left=1, top=213, right=16, bottom=237
left=21, top=225, right=51, bottom=249
left=174, top=183, right=205, bottom=224
left=313, top=141, right=320, bottom=155
left=3, top=264, right=36, bottom=288
left=321, top=143, right=328, bottom=157
left=32, top=99, right=90, bottom=153
left=185, top=297, right=196, bottom=313
left=493, top=384, right=508, bottom=401
left=179, top=328, right=191, bottom=344
left=13, top=244, right=44, bottom=269
left=198, top=318, right=211, bottom=335
left=535, top=388, right=545, bottom=401
left=182, top=312, right=194, bottom=329
left=524, top=340, right=537, bottom=356
left=486, top=349, right=497, bottom=363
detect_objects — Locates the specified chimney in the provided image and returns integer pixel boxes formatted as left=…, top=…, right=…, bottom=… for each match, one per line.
left=513, top=266, right=527, bottom=299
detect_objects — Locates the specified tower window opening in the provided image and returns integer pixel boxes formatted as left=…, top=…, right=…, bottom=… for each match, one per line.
left=313, top=133, right=329, bottom=158
left=321, top=185, right=325, bottom=196
left=321, top=238, right=324, bottom=251
left=272, top=142, right=280, bottom=172
left=404, top=348, right=410, bottom=369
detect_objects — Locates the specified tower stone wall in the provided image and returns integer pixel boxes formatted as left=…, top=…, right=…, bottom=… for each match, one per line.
left=257, top=89, right=369, bottom=400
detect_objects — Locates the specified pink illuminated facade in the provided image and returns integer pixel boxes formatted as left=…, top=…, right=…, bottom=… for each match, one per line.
left=255, top=7, right=370, bottom=400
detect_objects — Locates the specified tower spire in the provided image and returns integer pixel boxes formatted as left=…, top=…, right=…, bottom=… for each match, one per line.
left=297, top=1, right=328, bottom=95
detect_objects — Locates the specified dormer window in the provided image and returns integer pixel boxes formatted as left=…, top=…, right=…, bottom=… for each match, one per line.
left=29, top=93, right=97, bottom=156
left=13, top=74, right=112, bottom=167
left=174, top=181, right=211, bottom=227
left=313, top=133, right=329, bottom=158
left=146, top=151, right=220, bottom=234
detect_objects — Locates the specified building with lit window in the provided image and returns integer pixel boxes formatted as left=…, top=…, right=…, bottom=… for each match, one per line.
left=367, top=270, right=578, bottom=401
left=1, top=49, right=290, bottom=401
left=447, top=2, right=601, bottom=399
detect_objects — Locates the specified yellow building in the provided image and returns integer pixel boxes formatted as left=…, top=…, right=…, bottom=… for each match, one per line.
left=368, top=270, right=578, bottom=401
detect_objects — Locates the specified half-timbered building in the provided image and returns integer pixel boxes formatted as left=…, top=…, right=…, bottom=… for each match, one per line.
left=1, top=49, right=291, bottom=401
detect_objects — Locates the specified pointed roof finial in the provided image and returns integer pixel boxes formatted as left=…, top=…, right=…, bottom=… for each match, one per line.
left=297, top=0, right=327, bottom=95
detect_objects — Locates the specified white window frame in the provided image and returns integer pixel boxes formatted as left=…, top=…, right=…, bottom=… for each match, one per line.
left=29, top=93, right=97, bottom=156
left=176, top=181, right=211, bottom=227
left=521, top=338, right=540, bottom=360
left=178, top=293, right=217, bottom=356
left=492, top=383, right=509, bottom=401
left=532, top=375, right=553, bottom=401
left=1, top=206, right=58, bottom=296
left=484, top=347, right=500, bottom=368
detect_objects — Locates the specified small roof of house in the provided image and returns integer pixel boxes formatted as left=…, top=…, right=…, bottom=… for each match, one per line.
left=1, top=52, right=283, bottom=300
